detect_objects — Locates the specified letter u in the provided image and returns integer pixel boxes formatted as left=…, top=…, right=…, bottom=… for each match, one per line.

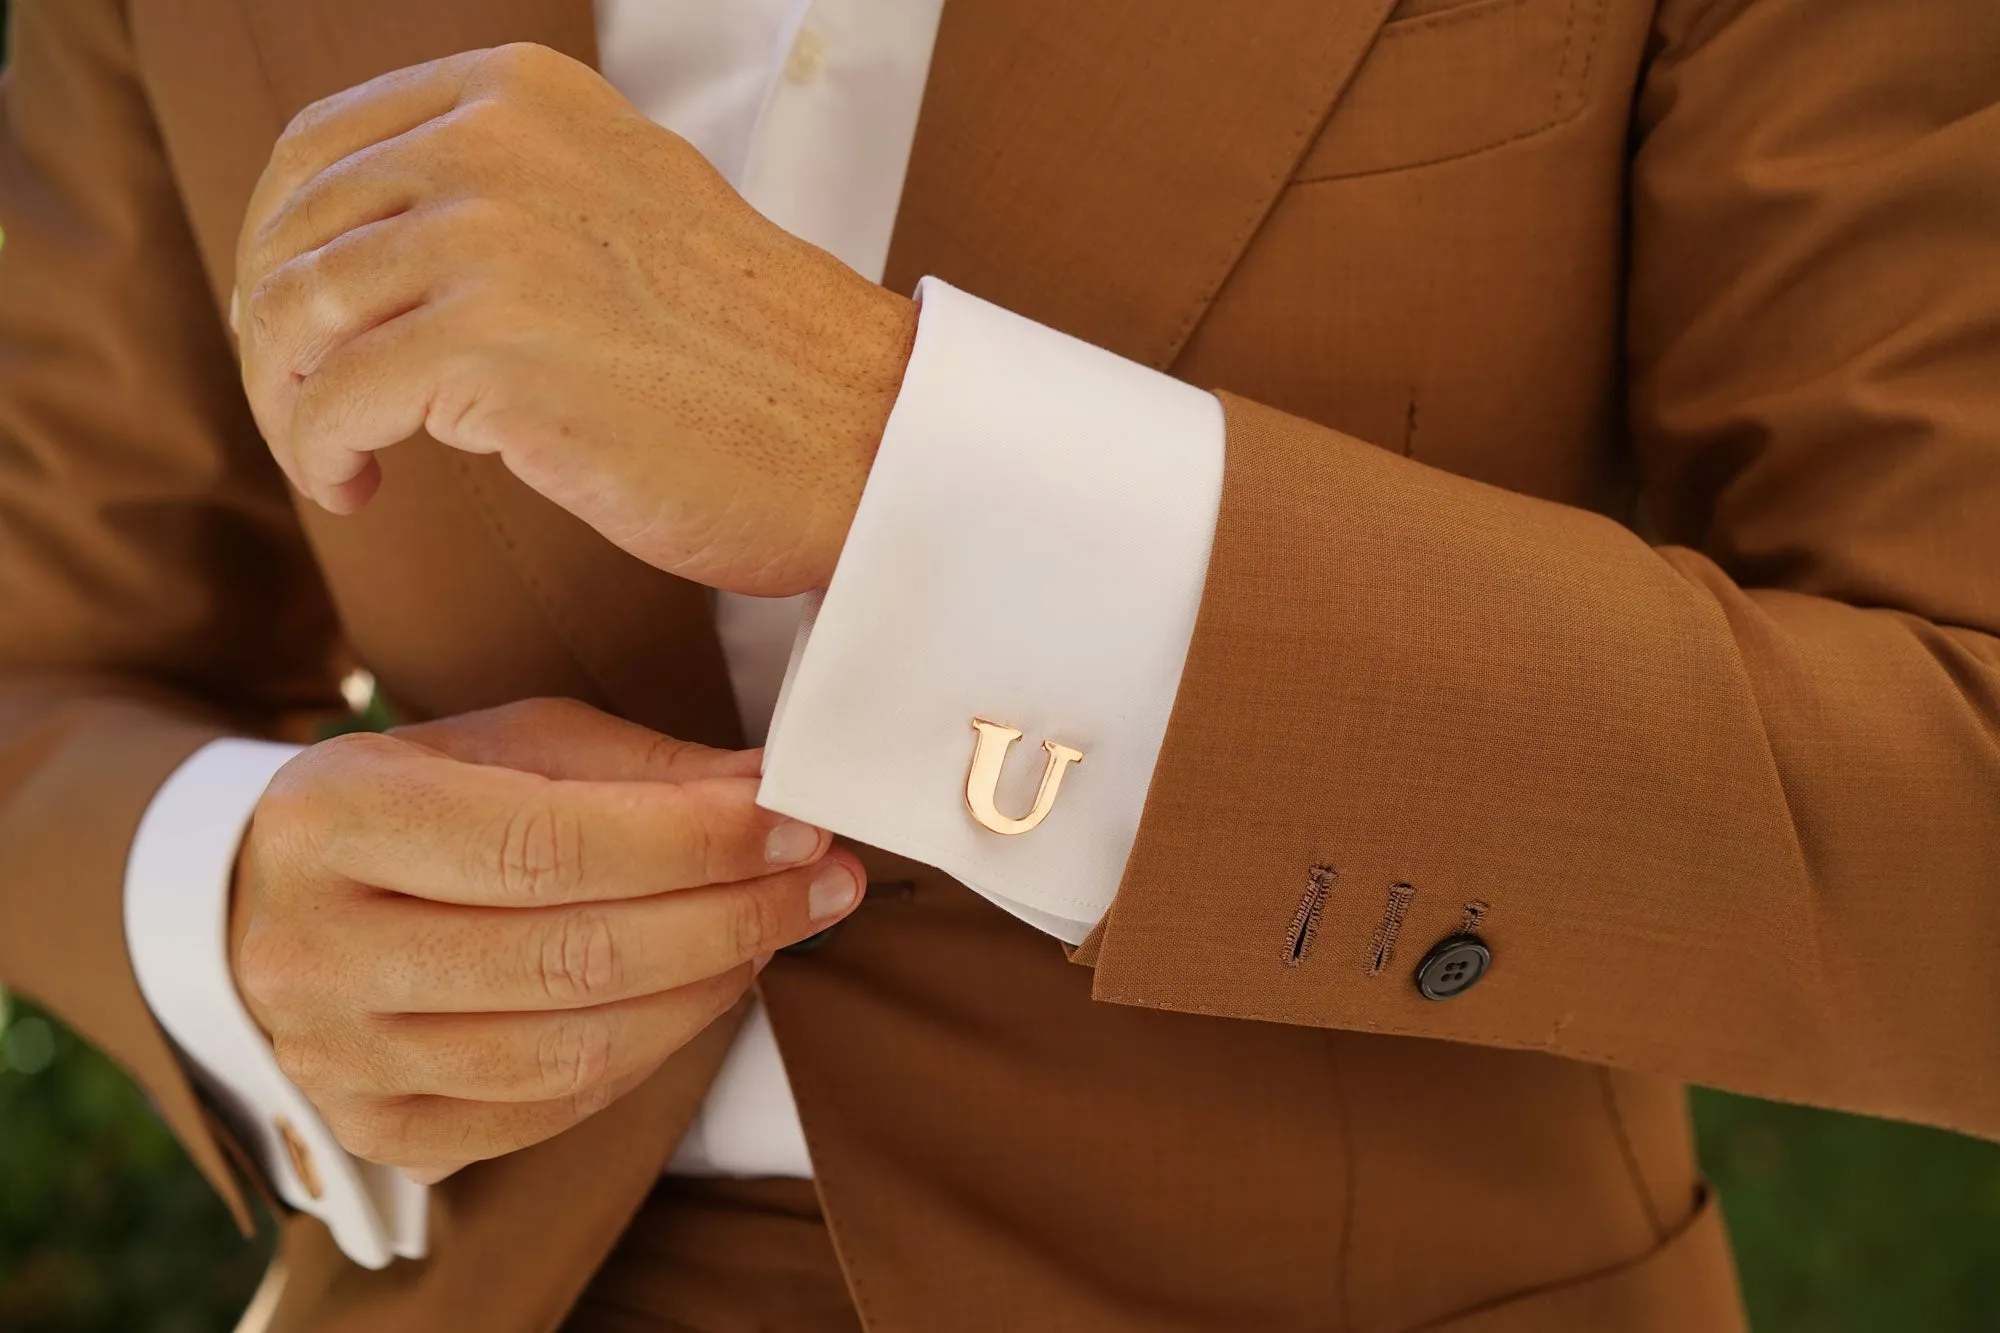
left=964, top=719, right=1084, bottom=836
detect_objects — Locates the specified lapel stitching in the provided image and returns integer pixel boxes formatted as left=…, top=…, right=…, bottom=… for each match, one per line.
left=1159, top=0, right=1405, bottom=373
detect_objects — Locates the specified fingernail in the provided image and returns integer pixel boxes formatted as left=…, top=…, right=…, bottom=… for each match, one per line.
left=229, top=285, right=241, bottom=338
left=808, top=862, right=860, bottom=923
left=765, top=820, right=821, bottom=866
left=752, top=951, right=774, bottom=975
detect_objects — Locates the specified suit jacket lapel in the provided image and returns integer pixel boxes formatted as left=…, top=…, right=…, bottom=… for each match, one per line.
left=886, top=0, right=1401, bottom=371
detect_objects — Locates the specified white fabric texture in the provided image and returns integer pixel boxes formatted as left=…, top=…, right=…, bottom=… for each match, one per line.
left=663, top=1001, right=813, bottom=1175
left=118, top=0, right=1226, bottom=1268
left=761, top=279, right=1224, bottom=943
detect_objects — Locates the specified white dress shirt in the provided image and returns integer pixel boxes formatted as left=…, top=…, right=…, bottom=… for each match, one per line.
left=123, top=0, right=1225, bottom=1269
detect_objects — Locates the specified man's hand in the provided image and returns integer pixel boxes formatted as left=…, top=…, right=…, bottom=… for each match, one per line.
left=234, top=43, right=917, bottom=596
left=230, top=698, right=864, bottom=1182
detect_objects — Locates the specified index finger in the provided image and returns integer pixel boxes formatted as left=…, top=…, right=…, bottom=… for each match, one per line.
left=238, top=49, right=483, bottom=290
left=391, top=699, right=763, bottom=785
left=284, top=737, right=828, bottom=906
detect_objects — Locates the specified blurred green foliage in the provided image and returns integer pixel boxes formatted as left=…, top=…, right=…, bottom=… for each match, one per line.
left=4, top=987, right=2000, bottom=1331
left=1695, top=1087, right=2000, bottom=1330
left=0, top=0, right=1996, bottom=1328
left=0, top=995, right=272, bottom=1333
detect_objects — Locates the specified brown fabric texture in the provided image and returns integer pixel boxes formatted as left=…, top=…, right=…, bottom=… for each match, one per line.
left=259, top=1009, right=747, bottom=1333
left=0, top=0, right=1992, bottom=1328
left=1094, top=0, right=2000, bottom=1142
left=0, top=0, right=338, bottom=1230
left=561, top=1178, right=859, bottom=1333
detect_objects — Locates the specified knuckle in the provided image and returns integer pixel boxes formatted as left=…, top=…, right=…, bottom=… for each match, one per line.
left=239, top=227, right=290, bottom=296
left=450, top=92, right=519, bottom=147
left=685, top=797, right=721, bottom=882
left=254, top=756, right=319, bottom=835
left=270, top=1030, right=336, bottom=1094
left=481, top=42, right=555, bottom=82
left=254, top=749, right=319, bottom=819
left=533, top=909, right=620, bottom=1005
left=300, top=260, right=356, bottom=341
left=640, top=731, right=695, bottom=777
left=331, top=1100, right=408, bottom=1166
left=421, top=352, right=496, bottom=448
left=264, top=732, right=388, bottom=863
left=492, top=795, right=584, bottom=904
left=271, top=105, right=330, bottom=172
left=242, top=270, right=297, bottom=349
left=726, top=884, right=786, bottom=961
left=250, top=254, right=351, bottom=366
left=535, top=1015, right=614, bottom=1101
left=252, top=796, right=312, bottom=867
left=233, top=923, right=304, bottom=1012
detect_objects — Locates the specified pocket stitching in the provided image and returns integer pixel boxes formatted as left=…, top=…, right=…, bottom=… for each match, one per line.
left=1378, top=0, right=1532, bottom=42
left=1292, top=0, right=1609, bottom=185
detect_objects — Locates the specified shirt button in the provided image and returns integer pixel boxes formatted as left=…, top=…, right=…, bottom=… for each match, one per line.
left=785, top=28, right=830, bottom=85
left=1414, top=936, right=1490, bottom=1001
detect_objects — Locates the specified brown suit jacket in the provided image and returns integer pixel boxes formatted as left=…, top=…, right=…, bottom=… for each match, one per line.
left=3, top=0, right=1996, bottom=1328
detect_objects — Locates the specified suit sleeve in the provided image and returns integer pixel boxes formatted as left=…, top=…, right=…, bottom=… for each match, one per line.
left=1082, top=0, right=2000, bottom=1140
left=0, top=0, right=345, bottom=1222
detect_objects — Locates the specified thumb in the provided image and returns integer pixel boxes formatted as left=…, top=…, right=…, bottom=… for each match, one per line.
left=391, top=697, right=761, bottom=784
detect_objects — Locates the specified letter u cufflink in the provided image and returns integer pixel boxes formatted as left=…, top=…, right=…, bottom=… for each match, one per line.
left=965, top=718, right=1083, bottom=835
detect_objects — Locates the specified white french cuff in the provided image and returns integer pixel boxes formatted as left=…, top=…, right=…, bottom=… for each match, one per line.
left=759, top=278, right=1225, bottom=943
left=124, top=739, right=426, bottom=1269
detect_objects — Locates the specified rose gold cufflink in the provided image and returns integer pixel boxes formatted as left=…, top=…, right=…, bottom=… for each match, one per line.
left=965, top=718, right=1083, bottom=836
left=275, top=1115, right=323, bottom=1200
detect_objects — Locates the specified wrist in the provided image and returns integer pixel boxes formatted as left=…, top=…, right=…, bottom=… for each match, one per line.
left=803, top=284, right=918, bottom=588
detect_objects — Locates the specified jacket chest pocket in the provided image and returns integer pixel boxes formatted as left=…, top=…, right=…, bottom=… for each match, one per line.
left=1296, top=0, right=1612, bottom=181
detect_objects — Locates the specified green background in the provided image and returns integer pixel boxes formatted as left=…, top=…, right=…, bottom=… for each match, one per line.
left=8, top=992, right=2000, bottom=1332
left=1, top=3, right=1997, bottom=1329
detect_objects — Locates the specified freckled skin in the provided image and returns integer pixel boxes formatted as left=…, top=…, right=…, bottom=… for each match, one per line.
left=223, top=45, right=908, bottom=1182
left=227, top=700, right=866, bottom=1180
left=234, top=41, right=918, bottom=596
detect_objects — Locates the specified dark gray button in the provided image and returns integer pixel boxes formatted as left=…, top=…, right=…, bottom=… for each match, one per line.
left=1414, top=936, right=1490, bottom=1000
